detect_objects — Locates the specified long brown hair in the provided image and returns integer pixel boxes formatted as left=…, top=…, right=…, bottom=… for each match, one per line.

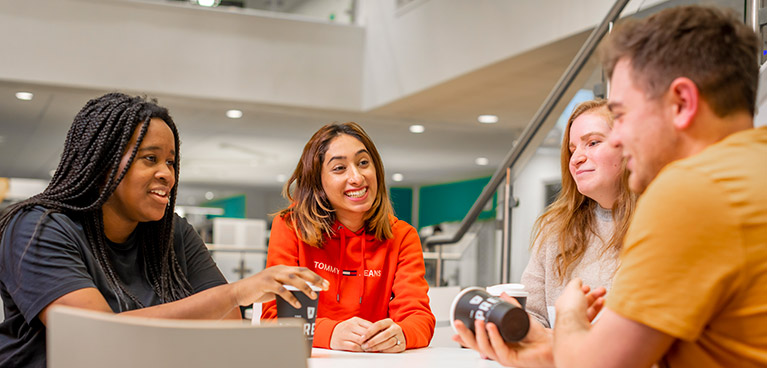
left=278, top=122, right=394, bottom=247
left=531, top=99, right=636, bottom=283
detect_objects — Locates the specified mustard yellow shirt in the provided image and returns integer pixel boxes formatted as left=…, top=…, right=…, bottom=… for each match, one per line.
left=607, top=127, right=767, bottom=367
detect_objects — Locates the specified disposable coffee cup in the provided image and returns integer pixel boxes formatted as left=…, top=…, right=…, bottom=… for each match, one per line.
left=486, top=283, right=529, bottom=310
left=276, top=283, right=322, bottom=354
left=450, top=287, right=530, bottom=342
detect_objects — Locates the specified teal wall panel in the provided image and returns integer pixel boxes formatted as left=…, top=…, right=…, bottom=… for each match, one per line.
left=418, top=176, right=496, bottom=228
left=204, top=195, right=246, bottom=219
left=390, top=187, right=413, bottom=224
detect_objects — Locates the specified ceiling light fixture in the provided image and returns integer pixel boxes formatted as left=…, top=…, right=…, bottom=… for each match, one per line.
left=409, top=124, right=425, bottom=134
left=477, top=115, right=498, bottom=124
left=205, top=191, right=215, bottom=200
left=196, top=0, right=220, bottom=7
left=276, top=174, right=287, bottom=183
left=475, top=157, right=489, bottom=166
left=392, top=173, right=404, bottom=182
left=15, top=92, right=33, bottom=101
left=226, top=109, right=243, bottom=119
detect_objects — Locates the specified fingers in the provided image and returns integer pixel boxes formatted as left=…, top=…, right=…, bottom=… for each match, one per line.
left=337, top=340, right=365, bottom=352
left=474, top=319, right=498, bottom=362
left=499, top=292, right=522, bottom=308
left=453, top=320, right=478, bottom=350
left=362, top=318, right=392, bottom=342
left=330, top=318, right=372, bottom=351
left=586, top=297, right=605, bottom=322
left=590, top=286, right=607, bottom=299
left=274, top=266, right=328, bottom=301
left=293, top=266, right=330, bottom=291
left=272, top=283, right=302, bottom=308
left=567, top=278, right=584, bottom=291
left=486, top=323, right=513, bottom=364
left=362, top=321, right=403, bottom=352
left=347, top=317, right=374, bottom=337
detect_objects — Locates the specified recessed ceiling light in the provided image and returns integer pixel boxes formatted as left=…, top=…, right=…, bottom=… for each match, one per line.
left=475, top=157, right=489, bottom=166
left=15, top=92, right=33, bottom=101
left=409, top=124, right=425, bottom=134
left=49, top=169, right=56, bottom=177
left=392, top=173, right=404, bottom=182
left=197, top=0, right=219, bottom=7
left=276, top=174, right=287, bottom=183
left=204, top=191, right=215, bottom=200
left=226, top=109, right=243, bottom=119
left=478, top=115, right=498, bottom=124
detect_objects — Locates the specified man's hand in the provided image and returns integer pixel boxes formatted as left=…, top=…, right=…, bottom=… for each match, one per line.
left=452, top=293, right=555, bottom=367
left=555, top=279, right=606, bottom=328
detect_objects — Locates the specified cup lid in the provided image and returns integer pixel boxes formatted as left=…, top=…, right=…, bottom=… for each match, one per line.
left=449, top=287, right=485, bottom=334
left=486, top=283, right=527, bottom=296
left=283, top=281, right=323, bottom=292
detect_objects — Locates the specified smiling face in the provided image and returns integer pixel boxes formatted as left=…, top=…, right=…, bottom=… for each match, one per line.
left=568, top=111, right=624, bottom=208
left=102, top=118, right=177, bottom=238
left=607, top=59, right=679, bottom=194
left=320, top=134, right=378, bottom=231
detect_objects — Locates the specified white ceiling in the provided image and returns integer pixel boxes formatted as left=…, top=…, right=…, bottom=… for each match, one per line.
left=0, top=30, right=591, bottom=196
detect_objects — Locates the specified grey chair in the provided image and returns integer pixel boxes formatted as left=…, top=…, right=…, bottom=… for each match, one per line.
left=47, top=306, right=307, bottom=368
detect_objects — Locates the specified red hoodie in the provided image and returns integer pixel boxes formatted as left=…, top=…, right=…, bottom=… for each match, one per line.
left=262, top=214, right=435, bottom=349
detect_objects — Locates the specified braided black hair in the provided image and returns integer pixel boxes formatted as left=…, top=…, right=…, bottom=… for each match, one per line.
left=0, top=92, right=192, bottom=310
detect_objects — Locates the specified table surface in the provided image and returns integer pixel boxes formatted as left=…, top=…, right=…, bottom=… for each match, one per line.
left=308, top=346, right=504, bottom=368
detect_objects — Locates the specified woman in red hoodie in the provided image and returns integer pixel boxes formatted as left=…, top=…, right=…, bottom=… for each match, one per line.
left=262, top=122, right=435, bottom=353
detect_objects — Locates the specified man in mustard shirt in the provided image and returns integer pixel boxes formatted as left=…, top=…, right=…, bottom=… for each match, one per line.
left=553, top=5, right=767, bottom=368
left=455, top=5, right=766, bottom=368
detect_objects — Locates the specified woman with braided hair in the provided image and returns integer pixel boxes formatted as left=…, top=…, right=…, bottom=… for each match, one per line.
left=0, top=93, right=327, bottom=367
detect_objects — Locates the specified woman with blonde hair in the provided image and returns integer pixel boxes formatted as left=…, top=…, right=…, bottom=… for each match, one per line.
left=521, top=98, right=636, bottom=328
left=261, top=122, right=434, bottom=353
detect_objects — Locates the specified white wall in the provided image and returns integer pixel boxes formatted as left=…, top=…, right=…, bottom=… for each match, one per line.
left=291, top=0, right=356, bottom=24
left=0, top=0, right=664, bottom=113
left=0, top=0, right=364, bottom=110
left=756, top=62, right=767, bottom=127
left=359, top=0, right=660, bottom=110
left=509, top=147, right=561, bottom=282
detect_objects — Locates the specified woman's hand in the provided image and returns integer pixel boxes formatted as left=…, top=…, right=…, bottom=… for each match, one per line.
left=231, top=265, right=328, bottom=308
left=361, top=318, right=406, bottom=353
left=330, top=317, right=373, bottom=351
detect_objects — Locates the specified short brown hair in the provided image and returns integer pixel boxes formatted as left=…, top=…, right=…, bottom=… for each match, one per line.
left=278, top=122, right=394, bottom=247
left=600, top=6, right=759, bottom=116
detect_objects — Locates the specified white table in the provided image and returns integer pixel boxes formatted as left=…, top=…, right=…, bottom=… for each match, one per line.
left=308, top=347, right=504, bottom=368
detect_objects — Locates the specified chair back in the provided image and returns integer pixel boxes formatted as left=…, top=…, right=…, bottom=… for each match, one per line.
left=47, top=306, right=307, bottom=368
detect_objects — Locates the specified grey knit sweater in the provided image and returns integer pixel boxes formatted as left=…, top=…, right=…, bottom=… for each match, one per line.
left=519, top=206, right=619, bottom=328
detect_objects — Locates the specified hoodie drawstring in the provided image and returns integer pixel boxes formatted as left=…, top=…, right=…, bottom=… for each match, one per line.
left=337, top=225, right=344, bottom=302
left=360, top=235, right=366, bottom=304
left=335, top=224, right=367, bottom=304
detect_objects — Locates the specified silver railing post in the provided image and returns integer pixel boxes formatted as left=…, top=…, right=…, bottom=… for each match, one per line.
left=436, top=244, right=443, bottom=286
left=501, top=168, right=512, bottom=283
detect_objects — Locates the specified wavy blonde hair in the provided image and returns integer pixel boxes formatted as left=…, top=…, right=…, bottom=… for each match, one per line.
left=531, top=99, right=636, bottom=282
left=277, top=122, right=394, bottom=248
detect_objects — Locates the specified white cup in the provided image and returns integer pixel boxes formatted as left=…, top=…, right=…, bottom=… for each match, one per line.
left=486, top=283, right=528, bottom=309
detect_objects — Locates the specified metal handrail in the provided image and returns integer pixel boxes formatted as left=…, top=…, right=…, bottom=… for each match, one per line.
left=424, top=0, right=631, bottom=252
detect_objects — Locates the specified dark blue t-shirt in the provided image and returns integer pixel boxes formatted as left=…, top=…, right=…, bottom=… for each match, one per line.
left=0, top=207, right=228, bottom=367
